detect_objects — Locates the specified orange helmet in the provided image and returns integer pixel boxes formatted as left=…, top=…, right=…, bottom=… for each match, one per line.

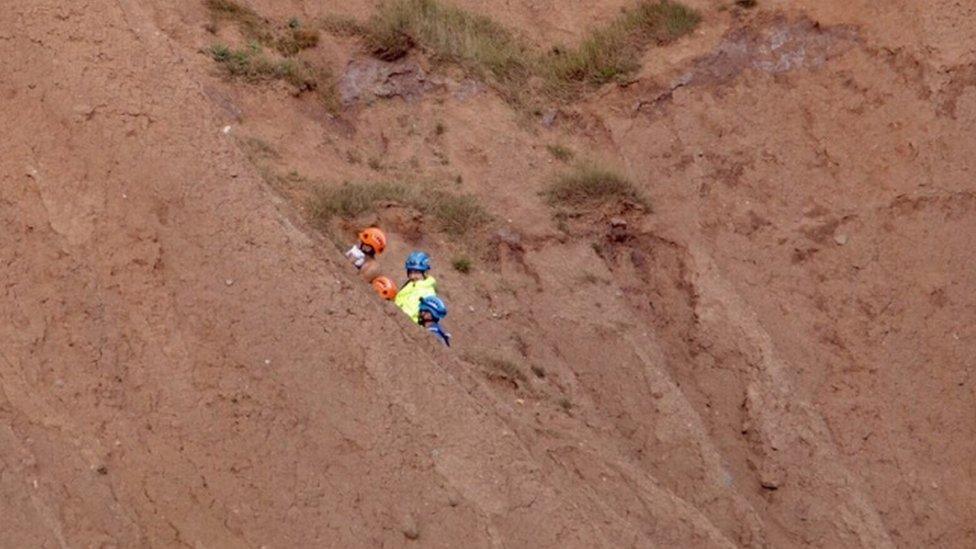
left=371, top=276, right=398, bottom=300
left=359, top=227, right=387, bottom=254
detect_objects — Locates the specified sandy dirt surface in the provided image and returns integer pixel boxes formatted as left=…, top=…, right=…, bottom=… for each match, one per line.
left=1, top=0, right=974, bottom=547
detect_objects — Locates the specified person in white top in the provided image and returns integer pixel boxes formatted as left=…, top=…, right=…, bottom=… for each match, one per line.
left=345, top=227, right=387, bottom=283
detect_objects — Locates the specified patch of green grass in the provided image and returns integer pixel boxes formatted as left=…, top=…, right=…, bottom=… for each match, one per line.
left=208, top=44, right=317, bottom=89
left=541, top=1, right=700, bottom=99
left=207, top=1, right=321, bottom=56
left=452, top=256, right=472, bottom=273
left=208, top=44, right=338, bottom=110
left=365, top=0, right=530, bottom=96
left=309, top=181, right=490, bottom=235
left=545, top=163, right=647, bottom=208
left=546, top=144, right=574, bottom=162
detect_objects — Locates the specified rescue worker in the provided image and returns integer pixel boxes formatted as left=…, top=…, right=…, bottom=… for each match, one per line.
left=418, top=295, right=451, bottom=347
left=371, top=276, right=398, bottom=301
left=394, top=251, right=437, bottom=322
left=345, top=227, right=386, bottom=282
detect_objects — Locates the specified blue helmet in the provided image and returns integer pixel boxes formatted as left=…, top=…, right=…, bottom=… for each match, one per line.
left=418, top=295, right=448, bottom=322
left=405, top=251, right=431, bottom=273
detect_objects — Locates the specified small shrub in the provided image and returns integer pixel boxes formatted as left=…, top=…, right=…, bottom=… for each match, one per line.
left=545, top=163, right=647, bottom=207
left=558, top=397, right=573, bottom=411
left=367, top=157, right=383, bottom=171
left=530, top=365, right=546, bottom=378
left=546, top=144, right=574, bottom=162
left=435, top=121, right=446, bottom=136
left=452, top=256, right=472, bottom=273
left=735, top=0, right=758, bottom=7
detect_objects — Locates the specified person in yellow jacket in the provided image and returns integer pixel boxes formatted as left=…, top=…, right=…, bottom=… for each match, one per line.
left=395, top=251, right=437, bottom=322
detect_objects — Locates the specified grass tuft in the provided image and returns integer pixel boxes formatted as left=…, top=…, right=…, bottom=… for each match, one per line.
left=545, top=163, right=647, bottom=207
left=309, top=181, right=491, bottom=235
left=546, top=144, right=574, bottom=162
left=452, top=256, right=472, bottom=273
left=309, top=181, right=413, bottom=223
left=365, top=0, right=530, bottom=96
left=208, top=43, right=338, bottom=110
left=319, top=14, right=368, bottom=36
left=275, top=28, right=321, bottom=55
left=429, top=193, right=490, bottom=235
left=208, top=44, right=314, bottom=89
left=357, top=0, right=699, bottom=105
left=541, top=0, right=700, bottom=99
left=205, top=0, right=274, bottom=44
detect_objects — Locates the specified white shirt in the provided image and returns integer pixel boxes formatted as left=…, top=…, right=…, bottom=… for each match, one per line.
left=345, top=245, right=366, bottom=269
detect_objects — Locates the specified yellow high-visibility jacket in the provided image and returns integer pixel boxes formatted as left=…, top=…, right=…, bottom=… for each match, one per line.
left=394, top=276, right=437, bottom=323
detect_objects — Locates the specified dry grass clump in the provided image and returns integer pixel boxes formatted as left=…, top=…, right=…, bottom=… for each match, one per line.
left=206, top=0, right=273, bottom=43
left=318, top=14, right=368, bottom=37
left=364, top=0, right=530, bottom=98
left=208, top=44, right=319, bottom=90
left=541, top=0, right=700, bottom=99
left=208, top=43, right=338, bottom=110
left=546, top=144, right=574, bottom=162
left=544, top=163, right=647, bottom=207
left=309, top=181, right=490, bottom=235
left=466, top=353, right=528, bottom=384
left=452, top=256, right=472, bottom=273
left=275, top=27, right=321, bottom=55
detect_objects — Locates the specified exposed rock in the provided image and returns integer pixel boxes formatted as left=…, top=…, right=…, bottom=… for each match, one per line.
left=339, top=58, right=443, bottom=105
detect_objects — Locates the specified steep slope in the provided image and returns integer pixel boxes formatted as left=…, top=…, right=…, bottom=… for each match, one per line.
left=0, top=1, right=734, bottom=546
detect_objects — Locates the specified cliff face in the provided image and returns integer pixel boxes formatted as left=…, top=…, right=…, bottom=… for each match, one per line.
left=1, top=0, right=973, bottom=547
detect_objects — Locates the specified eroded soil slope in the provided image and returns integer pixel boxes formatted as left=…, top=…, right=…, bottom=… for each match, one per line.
left=1, top=0, right=974, bottom=547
